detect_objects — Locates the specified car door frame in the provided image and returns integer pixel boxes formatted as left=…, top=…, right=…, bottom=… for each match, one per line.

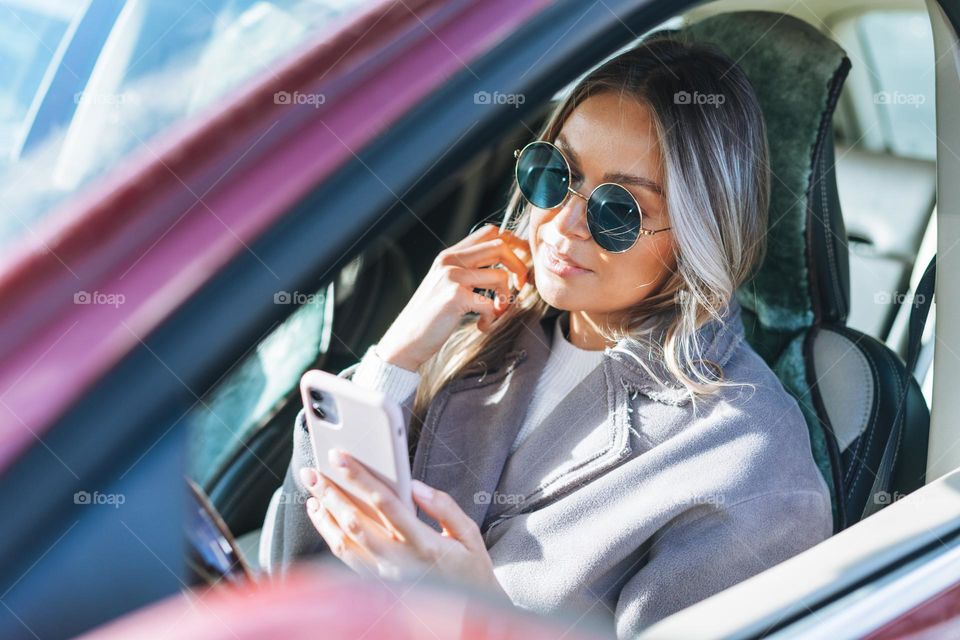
left=0, top=0, right=693, bottom=637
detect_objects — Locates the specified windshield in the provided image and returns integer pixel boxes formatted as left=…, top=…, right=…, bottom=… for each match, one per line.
left=0, top=0, right=374, bottom=252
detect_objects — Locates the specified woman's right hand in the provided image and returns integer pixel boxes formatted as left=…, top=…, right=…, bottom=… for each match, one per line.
left=375, top=224, right=530, bottom=371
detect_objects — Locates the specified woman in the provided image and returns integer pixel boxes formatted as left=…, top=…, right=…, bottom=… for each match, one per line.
left=262, top=37, right=833, bottom=637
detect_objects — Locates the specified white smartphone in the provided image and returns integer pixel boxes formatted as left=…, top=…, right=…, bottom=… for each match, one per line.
left=299, top=369, right=415, bottom=516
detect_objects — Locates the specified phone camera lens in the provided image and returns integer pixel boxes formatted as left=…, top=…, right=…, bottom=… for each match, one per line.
left=310, top=402, right=326, bottom=420
left=309, top=389, right=323, bottom=402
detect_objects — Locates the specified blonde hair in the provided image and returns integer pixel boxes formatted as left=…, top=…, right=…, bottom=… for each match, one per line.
left=409, top=37, right=769, bottom=445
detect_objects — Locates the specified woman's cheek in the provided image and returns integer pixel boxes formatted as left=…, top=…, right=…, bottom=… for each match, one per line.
left=654, top=237, right=678, bottom=273
left=526, top=217, right=545, bottom=265
left=527, top=211, right=544, bottom=244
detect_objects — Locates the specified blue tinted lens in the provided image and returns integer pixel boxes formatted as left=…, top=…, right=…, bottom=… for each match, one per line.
left=516, top=142, right=569, bottom=209
left=587, top=184, right=641, bottom=252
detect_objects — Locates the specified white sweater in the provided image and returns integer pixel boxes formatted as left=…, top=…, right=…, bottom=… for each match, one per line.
left=351, top=315, right=605, bottom=454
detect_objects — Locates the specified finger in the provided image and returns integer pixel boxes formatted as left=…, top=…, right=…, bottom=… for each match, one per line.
left=319, top=477, right=398, bottom=558
left=487, top=229, right=532, bottom=269
left=440, top=239, right=529, bottom=289
left=495, top=229, right=531, bottom=254
left=303, top=466, right=400, bottom=540
left=448, top=264, right=509, bottom=291
left=453, top=224, right=529, bottom=257
left=309, top=468, right=401, bottom=538
left=319, top=480, right=444, bottom=583
left=461, top=291, right=499, bottom=332
left=460, top=239, right=529, bottom=289
left=300, top=467, right=329, bottom=503
left=491, top=242, right=532, bottom=290
left=327, top=449, right=438, bottom=547
left=306, top=496, right=377, bottom=578
left=448, top=268, right=513, bottom=312
left=411, top=481, right=484, bottom=550
left=449, top=223, right=499, bottom=249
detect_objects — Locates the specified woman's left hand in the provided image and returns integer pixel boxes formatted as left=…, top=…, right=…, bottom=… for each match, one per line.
left=299, top=449, right=508, bottom=599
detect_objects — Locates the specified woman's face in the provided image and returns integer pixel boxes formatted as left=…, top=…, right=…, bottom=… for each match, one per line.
left=528, top=91, right=677, bottom=315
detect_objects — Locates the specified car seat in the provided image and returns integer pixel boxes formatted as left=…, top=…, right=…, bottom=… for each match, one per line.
left=667, top=11, right=931, bottom=531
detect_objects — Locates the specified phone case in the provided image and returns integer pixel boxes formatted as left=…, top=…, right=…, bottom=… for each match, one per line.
left=299, top=369, right=414, bottom=515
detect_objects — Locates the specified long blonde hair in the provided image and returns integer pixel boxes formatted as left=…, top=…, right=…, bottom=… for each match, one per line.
left=410, top=37, right=769, bottom=444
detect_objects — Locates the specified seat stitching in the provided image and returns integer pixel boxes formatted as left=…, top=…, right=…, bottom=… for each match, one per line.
left=846, top=339, right=882, bottom=498
left=819, top=149, right=843, bottom=315
left=876, top=346, right=906, bottom=494
left=842, top=333, right=875, bottom=488
left=842, top=337, right=872, bottom=488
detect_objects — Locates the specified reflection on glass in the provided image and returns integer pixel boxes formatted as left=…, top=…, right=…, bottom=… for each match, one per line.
left=0, top=0, right=374, bottom=251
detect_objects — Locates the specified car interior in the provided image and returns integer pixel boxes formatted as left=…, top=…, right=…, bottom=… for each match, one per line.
left=184, top=0, right=940, bottom=596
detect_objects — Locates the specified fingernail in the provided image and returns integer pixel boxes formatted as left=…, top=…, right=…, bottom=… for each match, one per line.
left=329, top=448, right=349, bottom=468
left=412, top=480, right=434, bottom=501
left=299, top=467, right=317, bottom=487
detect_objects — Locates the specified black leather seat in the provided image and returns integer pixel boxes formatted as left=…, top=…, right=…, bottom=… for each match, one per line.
left=675, top=12, right=930, bottom=532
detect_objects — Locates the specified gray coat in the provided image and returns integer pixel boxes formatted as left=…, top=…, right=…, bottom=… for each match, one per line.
left=262, top=296, right=833, bottom=638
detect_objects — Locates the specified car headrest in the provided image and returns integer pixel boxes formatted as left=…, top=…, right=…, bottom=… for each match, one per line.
left=667, top=11, right=852, bottom=362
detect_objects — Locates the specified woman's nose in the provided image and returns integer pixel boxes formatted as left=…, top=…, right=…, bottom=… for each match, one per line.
left=551, top=190, right=591, bottom=240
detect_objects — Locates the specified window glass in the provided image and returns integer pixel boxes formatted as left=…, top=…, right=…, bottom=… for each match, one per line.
left=0, top=0, right=376, bottom=250
left=0, top=1, right=86, bottom=159
left=857, top=11, right=936, bottom=159
left=189, top=284, right=332, bottom=484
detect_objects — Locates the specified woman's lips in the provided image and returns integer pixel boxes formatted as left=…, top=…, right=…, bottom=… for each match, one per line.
left=540, top=243, right=592, bottom=277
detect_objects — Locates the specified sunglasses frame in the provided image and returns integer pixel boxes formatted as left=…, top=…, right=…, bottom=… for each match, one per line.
left=513, top=139, right=672, bottom=253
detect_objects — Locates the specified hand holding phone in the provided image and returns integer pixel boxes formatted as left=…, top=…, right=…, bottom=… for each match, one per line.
left=299, top=369, right=414, bottom=517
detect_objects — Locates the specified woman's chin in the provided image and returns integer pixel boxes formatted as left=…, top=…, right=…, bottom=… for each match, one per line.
left=534, top=270, right=588, bottom=310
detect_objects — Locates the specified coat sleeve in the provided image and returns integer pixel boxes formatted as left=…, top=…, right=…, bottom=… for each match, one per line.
left=260, top=346, right=420, bottom=576
left=613, top=489, right=832, bottom=638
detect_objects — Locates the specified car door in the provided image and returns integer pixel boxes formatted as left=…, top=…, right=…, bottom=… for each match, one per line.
left=0, top=0, right=688, bottom=637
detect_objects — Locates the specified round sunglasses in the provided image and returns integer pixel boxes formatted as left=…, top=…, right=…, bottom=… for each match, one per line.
left=513, top=140, right=671, bottom=253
